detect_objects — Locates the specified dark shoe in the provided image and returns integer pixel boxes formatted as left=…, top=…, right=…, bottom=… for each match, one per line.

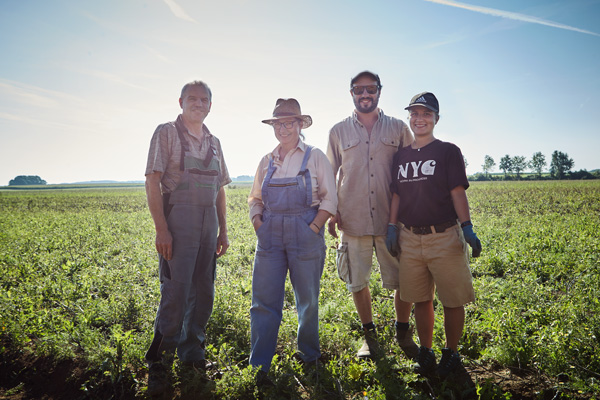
left=395, top=324, right=419, bottom=360
left=437, top=348, right=466, bottom=379
left=357, top=327, right=380, bottom=359
left=414, top=346, right=436, bottom=376
left=293, top=352, right=323, bottom=380
left=302, top=358, right=323, bottom=381
left=181, top=359, right=216, bottom=371
left=147, top=362, right=169, bottom=397
left=255, top=369, right=275, bottom=388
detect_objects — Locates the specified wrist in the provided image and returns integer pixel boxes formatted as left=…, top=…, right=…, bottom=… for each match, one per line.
left=460, top=220, right=473, bottom=228
left=311, top=222, right=321, bottom=230
left=155, top=224, right=170, bottom=233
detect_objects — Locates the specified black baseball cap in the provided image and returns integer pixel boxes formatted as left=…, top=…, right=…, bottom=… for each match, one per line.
left=350, top=71, right=382, bottom=88
left=405, top=92, right=439, bottom=113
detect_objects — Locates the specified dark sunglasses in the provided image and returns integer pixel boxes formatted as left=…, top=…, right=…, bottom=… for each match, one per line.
left=351, top=85, right=380, bottom=95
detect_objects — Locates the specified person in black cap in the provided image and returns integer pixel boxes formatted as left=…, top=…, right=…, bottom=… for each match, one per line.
left=326, top=71, right=418, bottom=360
left=388, top=92, right=482, bottom=379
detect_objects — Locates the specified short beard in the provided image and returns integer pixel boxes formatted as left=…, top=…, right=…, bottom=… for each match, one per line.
left=354, top=95, right=379, bottom=114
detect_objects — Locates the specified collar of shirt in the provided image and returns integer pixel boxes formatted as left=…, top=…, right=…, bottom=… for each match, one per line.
left=177, top=114, right=213, bottom=144
left=351, top=108, right=385, bottom=126
left=270, top=139, right=307, bottom=165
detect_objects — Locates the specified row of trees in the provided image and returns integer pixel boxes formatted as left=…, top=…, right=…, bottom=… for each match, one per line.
left=480, top=151, right=578, bottom=179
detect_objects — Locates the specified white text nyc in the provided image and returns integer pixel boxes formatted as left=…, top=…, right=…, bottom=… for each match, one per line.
left=397, top=160, right=437, bottom=179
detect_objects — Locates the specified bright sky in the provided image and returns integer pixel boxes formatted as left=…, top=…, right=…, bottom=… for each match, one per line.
left=1, top=0, right=599, bottom=184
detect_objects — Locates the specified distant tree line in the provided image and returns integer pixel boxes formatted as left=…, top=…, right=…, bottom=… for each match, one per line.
left=8, top=175, right=47, bottom=186
left=471, top=151, right=598, bottom=181
left=231, top=175, right=254, bottom=182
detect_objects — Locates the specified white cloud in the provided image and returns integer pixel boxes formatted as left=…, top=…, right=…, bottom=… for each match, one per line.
left=0, top=79, right=79, bottom=109
left=162, top=0, right=197, bottom=23
left=422, top=0, right=600, bottom=37
left=143, top=45, right=173, bottom=64
left=0, top=111, right=23, bottom=122
left=73, top=68, right=148, bottom=90
left=0, top=79, right=110, bottom=132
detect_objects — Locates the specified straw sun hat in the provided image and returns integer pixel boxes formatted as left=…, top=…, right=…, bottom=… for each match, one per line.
left=261, top=98, right=312, bottom=129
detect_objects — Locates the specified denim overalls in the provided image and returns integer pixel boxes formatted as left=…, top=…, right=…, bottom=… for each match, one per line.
left=249, top=145, right=326, bottom=371
left=146, top=116, right=221, bottom=364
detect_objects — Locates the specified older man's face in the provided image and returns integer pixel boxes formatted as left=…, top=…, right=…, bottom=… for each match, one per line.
left=179, top=85, right=211, bottom=123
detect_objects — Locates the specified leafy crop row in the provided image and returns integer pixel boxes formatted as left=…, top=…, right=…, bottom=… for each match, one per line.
left=0, top=181, right=598, bottom=399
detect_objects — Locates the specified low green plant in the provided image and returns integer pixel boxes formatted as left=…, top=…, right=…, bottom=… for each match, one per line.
left=1, top=181, right=599, bottom=398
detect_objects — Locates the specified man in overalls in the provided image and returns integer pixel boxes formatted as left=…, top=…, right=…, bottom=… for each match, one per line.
left=144, top=80, right=231, bottom=396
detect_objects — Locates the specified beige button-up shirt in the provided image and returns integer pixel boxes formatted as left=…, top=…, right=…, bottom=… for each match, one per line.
left=327, top=109, right=413, bottom=236
left=248, top=140, right=338, bottom=221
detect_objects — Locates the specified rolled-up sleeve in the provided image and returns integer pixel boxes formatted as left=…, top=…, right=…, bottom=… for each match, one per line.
left=248, top=156, right=269, bottom=222
left=326, top=127, right=342, bottom=179
left=145, top=123, right=170, bottom=176
left=313, top=149, right=338, bottom=216
left=214, top=138, right=232, bottom=188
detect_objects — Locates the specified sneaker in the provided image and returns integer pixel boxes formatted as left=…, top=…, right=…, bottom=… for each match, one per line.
left=147, top=361, right=169, bottom=397
left=414, top=346, right=436, bottom=376
left=395, top=324, right=419, bottom=360
left=357, top=327, right=380, bottom=359
left=437, top=348, right=466, bottom=379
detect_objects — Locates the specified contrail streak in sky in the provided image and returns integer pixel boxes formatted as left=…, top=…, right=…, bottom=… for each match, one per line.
left=422, top=0, right=600, bottom=37
left=163, top=0, right=197, bottom=23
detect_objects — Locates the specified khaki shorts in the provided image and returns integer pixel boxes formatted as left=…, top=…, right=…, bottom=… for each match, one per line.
left=336, top=232, right=399, bottom=292
left=398, top=225, right=475, bottom=308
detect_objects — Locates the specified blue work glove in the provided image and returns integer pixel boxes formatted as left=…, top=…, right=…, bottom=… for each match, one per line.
left=386, top=224, right=399, bottom=257
left=462, top=223, right=482, bottom=257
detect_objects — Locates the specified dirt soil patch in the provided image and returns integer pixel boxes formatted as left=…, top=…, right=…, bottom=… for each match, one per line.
left=0, top=337, right=593, bottom=399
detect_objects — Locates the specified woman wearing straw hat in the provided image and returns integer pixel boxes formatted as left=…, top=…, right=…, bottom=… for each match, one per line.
left=248, top=98, right=337, bottom=383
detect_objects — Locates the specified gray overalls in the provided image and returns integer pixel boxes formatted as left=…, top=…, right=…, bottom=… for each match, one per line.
left=146, top=116, right=221, bottom=364
left=249, top=146, right=326, bottom=371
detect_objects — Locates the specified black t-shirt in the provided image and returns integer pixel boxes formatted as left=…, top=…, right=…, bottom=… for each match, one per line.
left=390, top=139, right=469, bottom=227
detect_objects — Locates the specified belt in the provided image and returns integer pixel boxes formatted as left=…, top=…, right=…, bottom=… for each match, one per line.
left=404, top=220, right=457, bottom=235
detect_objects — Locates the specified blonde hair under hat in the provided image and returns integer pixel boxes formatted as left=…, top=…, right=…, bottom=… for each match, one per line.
left=262, top=98, right=312, bottom=129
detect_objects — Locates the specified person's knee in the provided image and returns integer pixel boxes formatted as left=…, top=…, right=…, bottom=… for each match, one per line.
left=415, top=300, right=433, bottom=310
left=442, top=305, right=465, bottom=316
left=352, top=286, right=370, bottom=299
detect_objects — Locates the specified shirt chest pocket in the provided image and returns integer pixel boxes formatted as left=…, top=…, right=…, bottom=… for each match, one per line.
left=340, top=137, right=361, bottom=169
left=340, top=136, right=360, bottom=152
left=379, top=136, right=400, bottom=161
left=380, top=136, right=400, bottom=148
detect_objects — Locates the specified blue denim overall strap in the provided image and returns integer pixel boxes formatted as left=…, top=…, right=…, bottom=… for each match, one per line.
left=261, top=145, right=313, bottom=214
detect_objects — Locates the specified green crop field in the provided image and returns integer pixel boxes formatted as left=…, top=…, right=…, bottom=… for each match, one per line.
left=1, top=181, right=599, bottom=399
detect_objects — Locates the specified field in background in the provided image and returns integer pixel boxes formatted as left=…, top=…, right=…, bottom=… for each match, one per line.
left=0, top=181, right=599, bottom=399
